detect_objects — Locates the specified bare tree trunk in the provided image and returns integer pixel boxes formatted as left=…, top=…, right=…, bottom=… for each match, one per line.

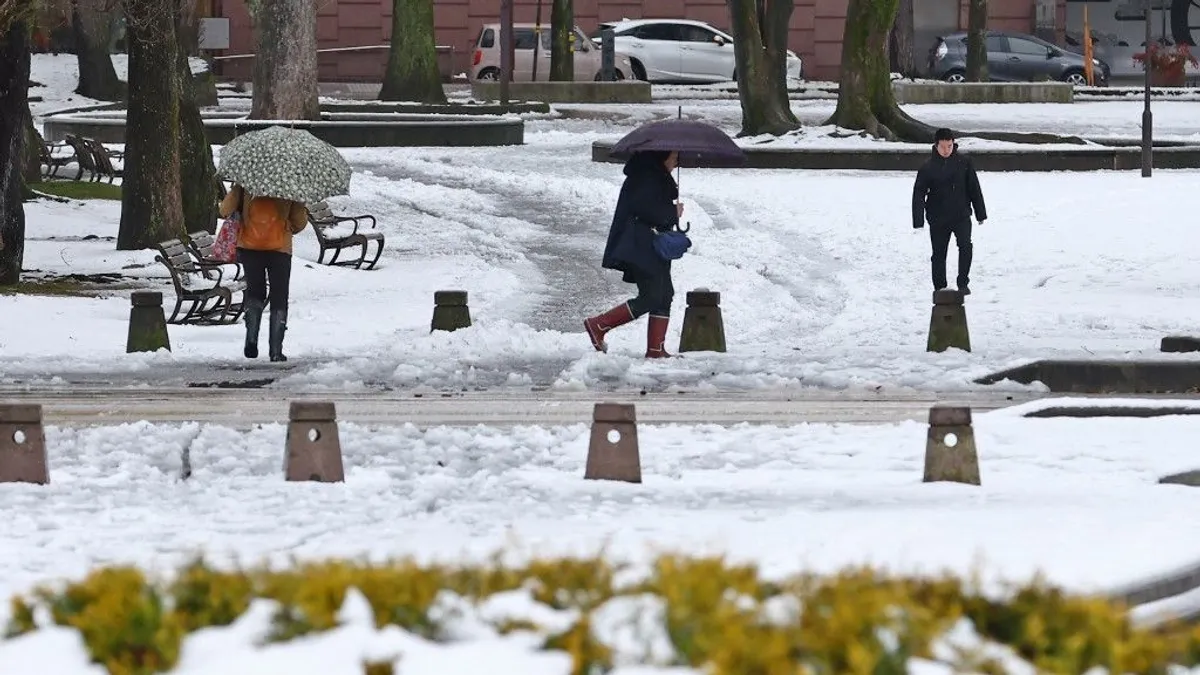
left=379, top=0, right=446, bottom=103
left=965, top=0, right=988, bottom=81
left=176, top=11, right=219, bottom=233
left=890, top=0, right=915, bottom=77
left=249, top=0, right=319, bottom=120
left=23, top=115, right=42, bottom=185
left=549, top=0, right=573, bottom=81
left=118, top=0, right=184, bottom=250
left=825, top=0, right=935, bottom=140
left=72, top=0, right=126, bottom=101
left=0, top=20, right=31, bottom=285
left=728, top=0, right=799, bottom=137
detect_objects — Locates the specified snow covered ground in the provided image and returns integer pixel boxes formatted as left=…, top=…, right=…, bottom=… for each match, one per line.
left=3, top=401, right=1200, bottom=603
left=8, top=53, right=1200, bottom=675
left=8, top=143, right=1200, bottom=392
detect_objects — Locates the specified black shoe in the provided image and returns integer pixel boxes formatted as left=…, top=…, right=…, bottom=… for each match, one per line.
left=959, top=285, right=971, bottom=296
left=268, top=308, right=288, bottom=362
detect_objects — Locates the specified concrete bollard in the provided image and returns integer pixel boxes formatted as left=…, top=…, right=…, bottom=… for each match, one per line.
left=678, top=289, right=727, bottom=353
left=927, top=289, right=970, bottom=353
left=126, top=291, right=171, bottom=354
left=584, top=403, right=641, bottom=483
left=431, top=290, right=472, bottom=332
left=0, top=403, right=49, bottom=485
left=284, top=401, right=345, bottom=483
left=1161, top=336, right=1200, bottom=353
left=923, top=405, right=980, bottom=485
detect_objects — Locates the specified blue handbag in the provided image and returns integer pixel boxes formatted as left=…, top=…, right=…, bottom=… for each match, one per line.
left=653, top=222, right=692, bottom=261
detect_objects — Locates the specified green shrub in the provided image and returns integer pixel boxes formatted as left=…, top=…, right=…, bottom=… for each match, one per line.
left=7, top=554, right=1200, bottom=675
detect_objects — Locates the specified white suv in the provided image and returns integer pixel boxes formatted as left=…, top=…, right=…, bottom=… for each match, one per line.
left=590, top=18, right=803, bottom=84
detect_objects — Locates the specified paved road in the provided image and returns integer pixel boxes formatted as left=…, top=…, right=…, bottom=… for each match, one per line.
left=0, top=386, right=1042, bottom=427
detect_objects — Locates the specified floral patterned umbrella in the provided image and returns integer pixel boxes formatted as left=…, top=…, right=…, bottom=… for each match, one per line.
left=217, top=126, right=352, bottom=204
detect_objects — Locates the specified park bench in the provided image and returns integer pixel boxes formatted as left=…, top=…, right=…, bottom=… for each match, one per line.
left=186, top=230, right=244, bottom=280
left=38, top=140, right=74, bottom=179
left=307, top=200, right=385, bottom=270
left=81, top=137, right=122, bottom=183
left=62, top=135, right=99, bottom=181
left=154, top=238, right=245, bottom=325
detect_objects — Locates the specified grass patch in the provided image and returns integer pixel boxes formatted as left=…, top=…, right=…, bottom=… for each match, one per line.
left=29, top=180, right=122, bottom=201
left=0, top=278, right=100, bottom=297
left=0, top=274, right=136, bottom=297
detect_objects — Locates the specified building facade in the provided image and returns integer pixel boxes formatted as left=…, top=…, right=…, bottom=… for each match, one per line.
left=209, top=0, right=1068, bottom=83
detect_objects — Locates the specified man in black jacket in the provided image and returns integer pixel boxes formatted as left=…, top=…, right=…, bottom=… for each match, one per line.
left=912, top=128, right=987, bottom=295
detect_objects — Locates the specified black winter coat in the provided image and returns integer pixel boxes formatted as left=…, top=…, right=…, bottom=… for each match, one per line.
left=602, top=153, right=679, bottom=283
left=912, top=144, right=987, bottom=229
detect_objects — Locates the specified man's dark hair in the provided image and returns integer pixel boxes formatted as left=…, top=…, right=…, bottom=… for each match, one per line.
left=934, top=128, right=955, bottom=142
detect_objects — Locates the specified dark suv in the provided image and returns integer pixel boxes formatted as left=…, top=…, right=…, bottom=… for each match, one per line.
left=928, top=30, right=1110, bottom=86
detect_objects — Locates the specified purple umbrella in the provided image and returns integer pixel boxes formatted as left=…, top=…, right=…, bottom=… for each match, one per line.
left=609, top=119, right=746, bottom=168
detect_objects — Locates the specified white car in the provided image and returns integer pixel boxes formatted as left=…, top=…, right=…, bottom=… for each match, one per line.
left=589, top=18, right=803, bottom=84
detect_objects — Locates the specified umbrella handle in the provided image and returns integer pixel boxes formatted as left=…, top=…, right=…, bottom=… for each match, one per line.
left=678, top=221, right=691, bottom=234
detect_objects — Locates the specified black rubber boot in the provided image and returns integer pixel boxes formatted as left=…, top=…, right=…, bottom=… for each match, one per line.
left=243, top=297, right=265, bottom=359
left=268, top=308, right=288, bottom=362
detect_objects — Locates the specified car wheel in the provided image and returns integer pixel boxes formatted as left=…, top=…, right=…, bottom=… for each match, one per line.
left=1062, top=70, right=1088, bottom=86
left=629, top=59, right=647, bottom=81
left=593, top=69, right=627, bottom=81
left=943, top=70, right=966, bottom=83
left=476, top=67, right=501, bottom=81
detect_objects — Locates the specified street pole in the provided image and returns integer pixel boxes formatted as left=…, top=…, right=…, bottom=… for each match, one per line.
left=500, top=0, right=513, bottom=105
left=601, top=27, right=615, bottom=81
left=532, top=0, right=543, bottom=81
left=1141, top=0, right=1153, bottom=177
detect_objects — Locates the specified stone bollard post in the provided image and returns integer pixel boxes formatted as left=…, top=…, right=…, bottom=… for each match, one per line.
left=584, top=403, right=641, bottom=483
left=0, top=403, right=50, bottom=485
left=431, top=290, right=472, bottom=332
left=927, top=289, right=970, bottom=353
left=126, top=291, right=171, bottom=354
left=284, top=401, right=345, bottom=483
left=923, top=405, right=980, bottom=485
left=678, top=289, right=727, bottom=353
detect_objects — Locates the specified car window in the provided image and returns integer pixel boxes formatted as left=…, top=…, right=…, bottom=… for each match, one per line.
left=479, top=28, right=495, bottom=49
left=633, top=24, right=684, bottom=41
left=1007, top=37, right=1048, bottom=56
left=513, top=29, right=538, bottom=50
left=574, top=28, right=592, bottom=49
left=985, top=35, right=1006, bottom=52
left=679, top=25, right=720, bottom=43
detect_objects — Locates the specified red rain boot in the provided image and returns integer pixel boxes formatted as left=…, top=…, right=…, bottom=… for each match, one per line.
left=583, top=302, right=635, bottom=353
left=645, top=314, right=673, bottom=358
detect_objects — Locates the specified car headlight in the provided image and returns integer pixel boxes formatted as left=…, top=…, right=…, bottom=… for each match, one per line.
left=1092, top=57, right=1101, bottom=65
left=936, top=42, right=948, bottom=59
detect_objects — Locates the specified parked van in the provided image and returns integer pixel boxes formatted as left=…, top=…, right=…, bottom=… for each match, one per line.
left=470, top=23, right=635, bottom=82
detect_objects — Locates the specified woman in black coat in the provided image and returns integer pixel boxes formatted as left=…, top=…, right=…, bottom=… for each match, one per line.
left=583, top=149, right=682, bottom=358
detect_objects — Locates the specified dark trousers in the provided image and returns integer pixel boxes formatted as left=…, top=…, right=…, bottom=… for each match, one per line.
left=627, top=270, right=674, bottom=317
left=237, top=248, right=292, bottom=311
left=929, top=219, right=973, bottom=290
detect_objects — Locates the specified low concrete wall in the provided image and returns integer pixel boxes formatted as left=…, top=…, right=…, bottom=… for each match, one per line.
left=43, top=113, right=525, bottom=147
left=321, top=101, right=551, bottom=115
left=892, top=81, right=1074, bottom=104
left=470, top=81, right=652, bottom=104
left=591, top=140, right=1200, bottom=172
left=976, top=359, right=1200, bottom=394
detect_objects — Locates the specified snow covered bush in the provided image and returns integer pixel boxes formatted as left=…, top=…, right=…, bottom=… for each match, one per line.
left=5, top=553, right=1200, bottom=674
